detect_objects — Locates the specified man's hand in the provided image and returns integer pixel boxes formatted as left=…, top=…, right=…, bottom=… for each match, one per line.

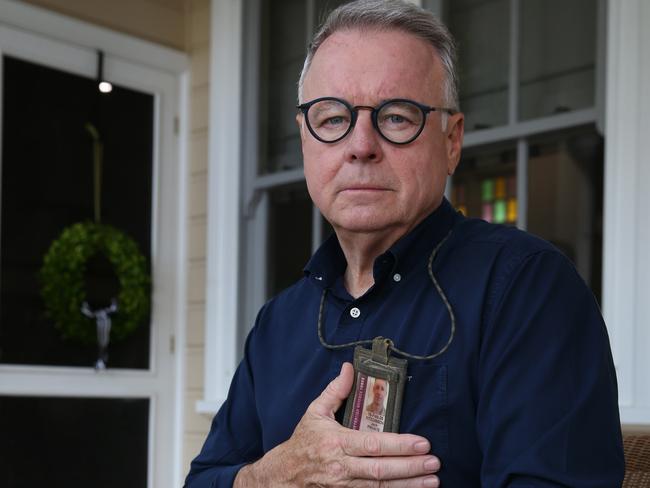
left=234, top=363, right=441, bottom=487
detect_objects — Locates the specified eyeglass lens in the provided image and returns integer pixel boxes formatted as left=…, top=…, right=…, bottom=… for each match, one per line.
left=306, top=99, right=425, bottom=144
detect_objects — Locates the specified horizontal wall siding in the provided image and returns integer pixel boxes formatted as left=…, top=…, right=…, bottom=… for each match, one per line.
left=20, top=0, right=186, bottom=50
left=183, top=0, right=211, bottom=473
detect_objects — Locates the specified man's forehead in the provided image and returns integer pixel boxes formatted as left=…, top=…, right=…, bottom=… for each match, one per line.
left=304, top=28, right=442, bottom=103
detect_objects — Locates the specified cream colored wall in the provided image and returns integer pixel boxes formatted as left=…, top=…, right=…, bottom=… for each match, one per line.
left=20, top=0, right=186, bottom=50
left=183, top=0, right=212, bottom=472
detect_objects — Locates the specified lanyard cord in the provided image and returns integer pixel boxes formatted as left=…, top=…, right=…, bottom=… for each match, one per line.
left=317, top=230, right=456, bottom=361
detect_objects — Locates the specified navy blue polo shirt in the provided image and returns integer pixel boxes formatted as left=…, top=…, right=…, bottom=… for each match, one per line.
left=186, top=199, right=624, bottom=487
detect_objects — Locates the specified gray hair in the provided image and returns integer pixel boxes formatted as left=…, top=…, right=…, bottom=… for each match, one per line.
left=297, top=0, right=459, bottom=111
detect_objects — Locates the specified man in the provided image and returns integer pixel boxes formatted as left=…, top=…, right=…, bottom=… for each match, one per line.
left=366, top=378, right=387, bottom=416
left=359, top=378, right=388, bottom=433
left=186, top=1, right=624, bottom=486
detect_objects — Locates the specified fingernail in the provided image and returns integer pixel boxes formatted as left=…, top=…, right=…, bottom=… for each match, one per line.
left=424, top=457, right=440, bottom=471
left=414, top=440, right=430, bottom=453
left=424, top=475, right=439, bottom=487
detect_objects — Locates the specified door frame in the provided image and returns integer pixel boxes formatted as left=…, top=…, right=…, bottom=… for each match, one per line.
left=0, top=2, right=189, bottom=486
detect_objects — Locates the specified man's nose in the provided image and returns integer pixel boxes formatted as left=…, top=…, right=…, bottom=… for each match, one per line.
left=343, top=108, right=382, bottom=163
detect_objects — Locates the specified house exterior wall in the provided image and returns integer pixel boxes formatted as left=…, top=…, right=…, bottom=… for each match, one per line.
left=20, top=0, right=186, bottom=50
left=183, top=0, right=212, bottom=472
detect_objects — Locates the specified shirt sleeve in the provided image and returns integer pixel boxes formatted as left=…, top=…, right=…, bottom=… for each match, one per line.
left=477, top=249, right=624, bottom=487
left=184, top=320, right=265, bottom=488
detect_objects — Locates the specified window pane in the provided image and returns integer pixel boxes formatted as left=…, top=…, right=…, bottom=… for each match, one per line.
left=519, top=0, right=597, bottom=120
left=0, top=396, right=148, bottom=487
left=267, top=184, right=313, bottom=297
left=259, top=0, right=307, bottom=174
left=527, top=128, right=603, bottom=300
left=0, top=56, right=152, bottom=369
left=448, top=0, right=510, bottom=130
left=258, top=0, right=350, bottom=175
left=313, top=0, right=350, bottom=26
left=451, top=143, right=518, bottom=224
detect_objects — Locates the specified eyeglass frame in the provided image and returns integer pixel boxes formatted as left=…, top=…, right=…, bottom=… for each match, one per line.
left=296, top=96, right=457, bottom=145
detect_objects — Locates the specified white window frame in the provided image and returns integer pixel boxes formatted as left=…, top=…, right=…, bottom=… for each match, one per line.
left=602, top=0, right=650, bottom=427
left=202, top=0, right=650, bottom=428
left=0, top=2, right=189, bottom=486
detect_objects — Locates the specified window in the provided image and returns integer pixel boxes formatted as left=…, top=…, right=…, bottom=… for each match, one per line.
left=244, top=0, right=605, bottom=318
left=201, top=0, right=606, bottom=413
left=239, top=0, right=350, bottom=343
left=433, top=0, right=604, bottom=297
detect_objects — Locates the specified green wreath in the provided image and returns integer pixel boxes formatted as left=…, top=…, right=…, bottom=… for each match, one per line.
left=40, top=221, right=150, bottom=344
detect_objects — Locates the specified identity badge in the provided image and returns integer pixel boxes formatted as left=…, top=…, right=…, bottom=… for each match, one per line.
left=343, top=337, right=408, bottom=433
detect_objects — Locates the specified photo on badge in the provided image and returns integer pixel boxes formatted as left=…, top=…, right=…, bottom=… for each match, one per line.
left=360, top=376, right=389, bottom=432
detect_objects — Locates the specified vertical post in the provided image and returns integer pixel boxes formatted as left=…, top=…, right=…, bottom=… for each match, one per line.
left=516, top=138, right=528, bottom=230
left=312, top=204, right=322, bottom=253
left=200, top=0, right=244, bottom=412
left=508, top=0, right=520, bottom=125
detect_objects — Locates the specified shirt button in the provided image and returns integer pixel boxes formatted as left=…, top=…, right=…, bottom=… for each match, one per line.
left=350, top=307, right=361, bottom=318
left=393, top=273, right=402, bottom=282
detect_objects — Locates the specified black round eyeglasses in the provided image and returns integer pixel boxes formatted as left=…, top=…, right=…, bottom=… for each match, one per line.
left=297, top=97, right=456, bottom=145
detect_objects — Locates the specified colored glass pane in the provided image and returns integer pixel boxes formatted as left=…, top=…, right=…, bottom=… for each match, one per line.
left=482, top=179, right=494, bottom=201
left=507, top=198, right=518, bottom=222
left=494, top=199, right=507, bottom=223
left=495, top=177, right=506, bottom=199
left=507, top=175, right=517, bottom=196
left=482, top=203, right=493, bottom=222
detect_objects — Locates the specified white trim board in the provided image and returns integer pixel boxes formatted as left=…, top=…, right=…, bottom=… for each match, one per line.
left=603, top=0, right=650, bottom=424
left=200, top=0, right=244, bottom=412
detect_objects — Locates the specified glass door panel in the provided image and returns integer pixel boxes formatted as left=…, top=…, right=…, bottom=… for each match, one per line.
left=0, top=55, right=153, bottom=370
left=0, top=395, right=148, bottom=487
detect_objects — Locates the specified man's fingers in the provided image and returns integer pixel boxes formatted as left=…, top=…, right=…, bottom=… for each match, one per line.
left=350, top=475, right=440, bottom=488
left=343, top=431, right=431, bottom=457
left=347, top=454, right=440, bottom=481
left=308, top=362, right=355, bottom=418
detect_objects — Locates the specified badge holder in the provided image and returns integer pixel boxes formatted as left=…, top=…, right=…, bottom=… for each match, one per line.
left=342, top=337, right=408, bottom=433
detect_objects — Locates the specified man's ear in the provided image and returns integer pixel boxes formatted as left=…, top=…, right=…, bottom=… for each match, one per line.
left=445, top=113, right=464, bottom=175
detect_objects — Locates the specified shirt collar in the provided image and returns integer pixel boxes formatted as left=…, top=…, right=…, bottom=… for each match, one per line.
left=305, top=198, right=460, bottom=289
left=383, top=197, right=460, bottom=279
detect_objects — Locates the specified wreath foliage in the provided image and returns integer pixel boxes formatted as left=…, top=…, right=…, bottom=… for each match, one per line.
left=40, top=222, right=150, bottom=344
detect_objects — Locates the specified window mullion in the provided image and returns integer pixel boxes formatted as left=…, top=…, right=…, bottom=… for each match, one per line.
left=508, top=0, right=520, bottom=125
left=311, top=204, right=322, bottom=253
left=516, top=138, right=528, bottom=230
left=306, top=0, right=316, bottom=45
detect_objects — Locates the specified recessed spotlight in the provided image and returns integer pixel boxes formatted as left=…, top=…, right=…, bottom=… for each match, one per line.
left=98, top=81, right=113, bottom=93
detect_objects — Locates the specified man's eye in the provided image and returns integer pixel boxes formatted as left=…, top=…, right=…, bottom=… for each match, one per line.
left=381, top=113, right=413, bottom=127
left=325, top=116, right=345, bottom=126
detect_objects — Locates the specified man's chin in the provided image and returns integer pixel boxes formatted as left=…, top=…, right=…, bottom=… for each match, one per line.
left=331, top=215, right=402, bottom=236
